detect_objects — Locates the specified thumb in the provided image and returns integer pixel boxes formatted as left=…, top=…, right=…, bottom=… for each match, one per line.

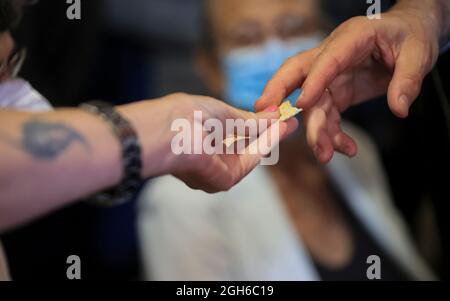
left=387, top=40, right=431, bottom=118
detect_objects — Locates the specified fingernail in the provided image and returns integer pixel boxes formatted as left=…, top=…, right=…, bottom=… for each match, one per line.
left=399, top=94, right=410, bottom=115
left=399, top=94, right=411, bottom=105
left=264, top=105, right=279, bottom=113
left=345, top=145, right=356, bottom=157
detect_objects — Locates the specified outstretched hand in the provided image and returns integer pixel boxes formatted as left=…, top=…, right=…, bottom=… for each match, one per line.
left=255, top=4, right=443, bottom=163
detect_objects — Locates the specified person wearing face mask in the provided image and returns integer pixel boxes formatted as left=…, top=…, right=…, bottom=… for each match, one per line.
left=137, top=0, right=435, bottom=281
left=222, top=34, right=322, bottom=112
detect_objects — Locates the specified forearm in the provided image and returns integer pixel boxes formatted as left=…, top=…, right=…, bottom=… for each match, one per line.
left=0, top=100, right=172, bottom=231
left=0, top=108, right=122, bottom=230
left=394, top=0, right=450, bottom=47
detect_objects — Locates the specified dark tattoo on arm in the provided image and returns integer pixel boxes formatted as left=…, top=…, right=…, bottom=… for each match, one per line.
left=21, top=119, right=89, bottom=160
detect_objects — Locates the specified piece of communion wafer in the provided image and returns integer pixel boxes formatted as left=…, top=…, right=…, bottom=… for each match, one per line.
left=279, top=100, right=303, bottom=121
left=222, top=101, right=302, bottom=147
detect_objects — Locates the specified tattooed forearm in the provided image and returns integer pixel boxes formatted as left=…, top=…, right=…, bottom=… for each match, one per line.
left=21, top=119, right=89, bottom=160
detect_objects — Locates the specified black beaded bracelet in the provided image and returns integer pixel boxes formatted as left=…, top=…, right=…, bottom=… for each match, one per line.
left=80, top=101, right=143, bottom=207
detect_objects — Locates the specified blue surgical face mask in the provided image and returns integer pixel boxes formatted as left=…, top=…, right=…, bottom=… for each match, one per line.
left=221, top=34, right=323, bottom=112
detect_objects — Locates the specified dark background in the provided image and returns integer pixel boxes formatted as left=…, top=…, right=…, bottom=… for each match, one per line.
left=1, top=0, right=448, bottom=280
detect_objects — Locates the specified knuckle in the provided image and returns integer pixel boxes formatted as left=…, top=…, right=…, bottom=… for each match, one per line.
left=266, top=79, right=288, bottom=99
left=221, top=173, right=235, bottom=191
left=338, top=16, right=365, bottom=32
left=170, top=92, right=189, bottom=98
left=403, top=74, right=422, bottom=93
left=349, top=16, right=368, bottom=26
left=202, top=95, right=219, bottom=102
left=284, top=56, right=298, bottom=65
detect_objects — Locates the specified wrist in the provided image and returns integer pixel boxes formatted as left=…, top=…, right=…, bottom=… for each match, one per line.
left=429, top=0, right=450, bottom=48
left=117, top=99, right=177, bottom=178
left=80, top=101, right=143, bottom=206
left=392, top=0, right=448, bottom=48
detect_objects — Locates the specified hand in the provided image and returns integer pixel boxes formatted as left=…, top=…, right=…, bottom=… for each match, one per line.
left=122, top=93, right=298, bottom=193
left=255, top=5, right=442, bottom=163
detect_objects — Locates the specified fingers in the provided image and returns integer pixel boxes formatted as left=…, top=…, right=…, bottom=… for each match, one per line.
left=226, top=104, right=280, bottom=124
left=304, top=107, right=334, bottom=164
left=331, top=131, right=358, bottom=158
left=303, top=96, right=357, bottom=164
left=201, top=155, right=234, bottom=193
left=229, top=108, right=298, bottom=144
left=176, top=156, right=232, bottom=194
left=297, top=27, right=375, bottom=110
left=256, top=18, right=376, bottom=113
left=253, top=110, right=280, bottom=125
left=283, top=118, right=300, bottom=138
left=201, top=121, right=291, bottom=192
left=327, top=107, right=358, bottom=157
left=387, top=39, right=431, bottom=118
left=254, top=50, right=316, bottom=112
left=237, top=120, right=290, bottom=172
left=226, top=119, right=296, bottom=186
left=179, top=119, right=296, bottom=193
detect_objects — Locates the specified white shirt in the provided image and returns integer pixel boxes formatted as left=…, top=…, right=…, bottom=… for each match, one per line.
left=0, top=78, right=52, bottom=111
left=138, top=124, right=436, bottom=281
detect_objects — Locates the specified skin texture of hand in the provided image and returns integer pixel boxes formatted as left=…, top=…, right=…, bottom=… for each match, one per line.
left=127, top=93, right=298, bottom=193
left=0, top=93, right=296, bottom=230
left=255, top=0, right=448, bottom=163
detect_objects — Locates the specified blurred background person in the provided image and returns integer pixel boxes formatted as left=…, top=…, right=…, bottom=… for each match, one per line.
left=2, top=0, right=446, bottom=280
left=137, top=0, right=434, bottom=281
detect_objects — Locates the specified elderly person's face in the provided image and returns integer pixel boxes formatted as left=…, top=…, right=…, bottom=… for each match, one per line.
left=208, top=0, right=323, bottom=52
left=200, top=0, right=326, bottom=113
